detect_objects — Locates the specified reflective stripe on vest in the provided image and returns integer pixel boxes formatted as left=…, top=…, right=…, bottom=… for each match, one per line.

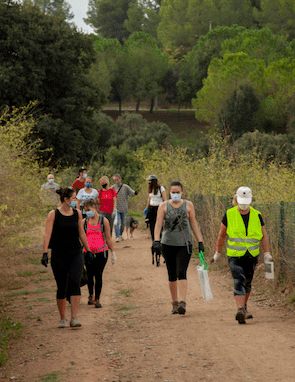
left=226, top=206, right=263, bottom=257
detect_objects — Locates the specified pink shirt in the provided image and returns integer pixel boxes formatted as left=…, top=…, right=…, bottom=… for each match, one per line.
left=84, top=221, right=108, bottom=253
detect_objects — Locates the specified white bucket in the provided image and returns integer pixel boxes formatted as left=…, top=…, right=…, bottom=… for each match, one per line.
left=264, top=261, right=274, bottom=279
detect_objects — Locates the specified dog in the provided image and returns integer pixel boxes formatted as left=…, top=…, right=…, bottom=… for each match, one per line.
left=125, top=216, right=139, bottom=240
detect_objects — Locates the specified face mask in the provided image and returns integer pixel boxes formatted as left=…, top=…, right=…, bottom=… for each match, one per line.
left=116, top=181, right=121, bottom=186
left=170, top=193, right=181, bottom=202
left=85, top=183, right=92, bottom=188
left=86, top=210, right=95, bottom=218
left=101, top=184, right=107, bottom=189
left=238, top=203, right=250, bottom=211
left=66, top=200, right=77, bottom=208
left=83, top=173, right=87, bottom=179
left=48, top=179, right=54, bottom=184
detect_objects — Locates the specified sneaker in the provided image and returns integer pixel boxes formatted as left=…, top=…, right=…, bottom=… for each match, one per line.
left=119, top=236, right=124, bottom=241
left=115, top=237, right=120, bottom=242
left=245, top=304, right=253, bottom=319
left=88, top=295, right=95, bottom=305
left=178, top=301, right=186, bottom=315
left=235, top=306, right=246, bottom=324
left=95, top=301, right=102, bottom=308
left=70, top=317, right=82, bottom=328
left=58, top=317, right=68, bottom=328
left=171, top=301, right=179, bottom=314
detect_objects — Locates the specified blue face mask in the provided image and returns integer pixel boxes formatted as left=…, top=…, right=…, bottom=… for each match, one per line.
left=66, top=201, right=77, bottom=208
left=48, top=179, right=54, bottom=184
left=170, top=193, right=181, bottom=202
left=86, top=210, right=95, bottom=218
left=85, top=183, right=92, bottom=188
left=83, top=173, right=87, bottom=179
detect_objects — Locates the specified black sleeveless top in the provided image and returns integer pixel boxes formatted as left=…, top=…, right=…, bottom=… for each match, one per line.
left=49, top=208, right=81, bottom=253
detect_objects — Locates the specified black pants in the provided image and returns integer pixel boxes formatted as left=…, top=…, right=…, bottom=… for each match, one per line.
left=86, top=250, right=108, bottom=300
left=148, top=205, right=159, bottom=241
left=161, top=244, right=191, bottom=282
left=51, top=249, right=83, bottom=299
left=228, top=252, right=258, bottom=296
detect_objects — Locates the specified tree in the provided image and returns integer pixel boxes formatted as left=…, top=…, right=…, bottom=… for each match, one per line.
left=254, top=0, right=295, bottom=40
left=0, top=1, right=106, bottom=165
left=124, top=0, right=162, bottom=40
left=123, top=32, right=169, bottom=112
left=85, top=0, right=134, bottom=43
left=31, top=0, right=74, bottom=20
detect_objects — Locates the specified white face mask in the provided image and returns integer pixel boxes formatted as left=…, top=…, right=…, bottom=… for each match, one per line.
left=238, top=203, right=250, bottom=211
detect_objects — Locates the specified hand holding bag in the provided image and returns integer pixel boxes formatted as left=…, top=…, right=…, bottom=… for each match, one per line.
left=197, top=251, right=213, bottom=302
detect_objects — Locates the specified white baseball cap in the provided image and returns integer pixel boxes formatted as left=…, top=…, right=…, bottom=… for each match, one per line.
left=236, top=186, right=252, bottom=204
left=146, top=174, right=158, bottom=181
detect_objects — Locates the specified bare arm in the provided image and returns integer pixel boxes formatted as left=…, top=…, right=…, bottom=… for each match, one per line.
left=76, top=198, right=81, bottom=210
left=78, top=210, right=91, bottom=251
left=154, top=202, right=166, bottom=241
left=161, top=190, right=167, bottom=202
left=43, top=210, right=55, bottom=252
left=187, top=201, right=203, bottom=242
left=216, top=223, right=227, bottom=253
left=145, top=195, right=151, bottom=209
left=261, top=226, right=270, bottom=253
left=103, top=217, right=114, bottom=252
left=113, top=196, right=117, bottom=211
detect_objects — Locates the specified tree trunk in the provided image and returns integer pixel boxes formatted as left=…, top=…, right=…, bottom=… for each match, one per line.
left=149, top=97, right=154, bottom=113
left=118, top=97, right=121, bottom=112
left=136, top=98, right=140, bottom=112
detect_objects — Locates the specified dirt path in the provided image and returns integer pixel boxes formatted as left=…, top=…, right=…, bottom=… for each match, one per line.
left=1, top=227, right=295, bottom=382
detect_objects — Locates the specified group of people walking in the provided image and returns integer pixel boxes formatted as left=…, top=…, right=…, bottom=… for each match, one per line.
left=41, top=169, right=272, bottom=327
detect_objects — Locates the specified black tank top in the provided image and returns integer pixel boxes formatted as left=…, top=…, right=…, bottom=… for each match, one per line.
left=49, top=208, right=81, bottom=253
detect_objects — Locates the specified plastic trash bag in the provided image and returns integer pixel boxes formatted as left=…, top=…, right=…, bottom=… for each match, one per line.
left=113, top=213, right=118, bottom=226
left=196, top=251, right=213, bottom=302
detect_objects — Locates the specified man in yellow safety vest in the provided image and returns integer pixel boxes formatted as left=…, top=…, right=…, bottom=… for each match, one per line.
left=212, top=186, right=272, bottom=324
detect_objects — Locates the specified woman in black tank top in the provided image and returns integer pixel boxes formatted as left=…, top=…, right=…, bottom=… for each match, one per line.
left=42, top=186, right=93, bottom=329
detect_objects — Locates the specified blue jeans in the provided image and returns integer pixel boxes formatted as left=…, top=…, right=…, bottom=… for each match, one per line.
left=115, top=212, right=126, bottom=238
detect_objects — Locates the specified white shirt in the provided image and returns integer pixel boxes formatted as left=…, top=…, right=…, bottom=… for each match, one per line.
left=77, top=188, right=99, bottom=212
left=150, top=186, right=165, bottom=206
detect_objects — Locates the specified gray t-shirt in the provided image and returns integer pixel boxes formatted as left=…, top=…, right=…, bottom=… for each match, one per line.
left=111, top=183, right=134, bottom=213
left=40, top=182, right=60, bottom=206
left=161, top=200, right=193, bottom=246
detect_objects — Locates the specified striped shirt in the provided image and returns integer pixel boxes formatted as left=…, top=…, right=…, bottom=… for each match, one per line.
left=111, top=183, right=134, bottom=213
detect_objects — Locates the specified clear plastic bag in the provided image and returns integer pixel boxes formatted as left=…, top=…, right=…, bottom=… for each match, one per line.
left=197, top=265, right=213, bottom=301
left=113, top=212, right=118, bottom=226
left=197, top=251, right=213, bottom=302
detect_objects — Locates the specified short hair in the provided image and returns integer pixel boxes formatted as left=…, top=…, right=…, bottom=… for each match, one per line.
left=83, top=198, right=96, bottom=209
left=113, top=173, right=122, bottom=180
left=56, top=187, right=75, bottom=203
left=169, top=181, right=183, bottom=191
left=85, top=176, right=93, bottom=182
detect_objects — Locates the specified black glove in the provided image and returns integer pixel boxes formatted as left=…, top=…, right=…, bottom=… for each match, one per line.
left=134, top=191, right=138, bottom=196
left=153, top=241, right=161, bottom=252
left=198, top=242, right=205, bottom=253
left=85, top=251, right=94, bottom=265
left=41, top=253, right=48, bottom=267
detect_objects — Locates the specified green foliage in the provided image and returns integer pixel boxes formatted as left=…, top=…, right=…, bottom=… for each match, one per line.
left=125, top=0, right=162, bottom=40
left=31, top=0, right=74, bottom=20
left=218, top=84, right=260, bottom=139
left=233, top=131, right=295, bottom=164
left=0, top=104, right=47, bottom=247
left=0, top=1, right=106, bottom=165
left=85, top=0, right=133, bottom=43
left=254, top=0, right=295, bottom=40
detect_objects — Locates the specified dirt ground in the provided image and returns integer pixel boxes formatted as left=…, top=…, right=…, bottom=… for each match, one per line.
left=1, top=226, right=295, bottom=382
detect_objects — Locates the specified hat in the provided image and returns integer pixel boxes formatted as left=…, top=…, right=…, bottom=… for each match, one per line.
left=146, top=174, right=158, bottom=181
left=236, top=186, right=252, bottom=204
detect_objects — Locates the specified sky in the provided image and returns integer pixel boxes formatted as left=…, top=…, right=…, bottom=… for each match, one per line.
left=67, top=0, right=95, bottom=34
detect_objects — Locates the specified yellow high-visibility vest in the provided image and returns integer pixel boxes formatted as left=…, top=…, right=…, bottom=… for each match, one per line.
left=226, top=206, right=263, bottom=257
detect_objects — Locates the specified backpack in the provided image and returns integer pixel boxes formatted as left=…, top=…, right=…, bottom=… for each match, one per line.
left=84, top=214, right=107, bottom=257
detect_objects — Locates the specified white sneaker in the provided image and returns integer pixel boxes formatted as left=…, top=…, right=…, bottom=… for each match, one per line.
left=70, top=317, right=82, bottom=328
left=119, top=236, right=124, bottom=241
left=115, top=237, right=120, bottom=242
left=58, top=317, right=68, bottom=328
